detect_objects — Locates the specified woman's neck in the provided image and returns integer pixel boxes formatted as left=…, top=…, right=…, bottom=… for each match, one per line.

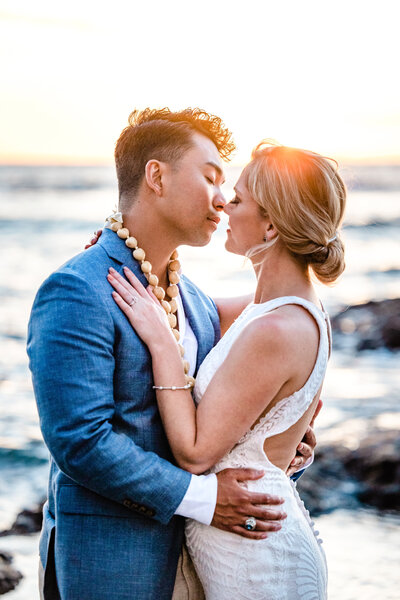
left=251, top=246, right=318, bottom=305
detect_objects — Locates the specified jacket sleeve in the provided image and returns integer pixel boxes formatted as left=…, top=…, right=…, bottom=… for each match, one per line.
left=27, top=269, right=191, bottom=525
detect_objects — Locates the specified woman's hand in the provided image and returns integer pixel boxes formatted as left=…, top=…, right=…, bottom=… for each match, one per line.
left=84, top=229, right=102, bottom=249
left=107, top=267, right=175, bottom=351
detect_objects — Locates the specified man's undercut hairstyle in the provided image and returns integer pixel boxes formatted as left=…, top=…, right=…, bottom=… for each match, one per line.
left=115, top=108, right=235, bottom=204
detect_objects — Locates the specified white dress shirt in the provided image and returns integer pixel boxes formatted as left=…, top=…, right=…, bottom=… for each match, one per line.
left=173, top=293, right=218, bottom=525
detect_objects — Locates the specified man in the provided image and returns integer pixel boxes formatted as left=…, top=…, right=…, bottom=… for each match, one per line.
left=28, top=108, right=315, bottom=600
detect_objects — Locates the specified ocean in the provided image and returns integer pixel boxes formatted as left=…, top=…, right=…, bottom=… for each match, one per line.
left=0, top=164, right=399, bottom=599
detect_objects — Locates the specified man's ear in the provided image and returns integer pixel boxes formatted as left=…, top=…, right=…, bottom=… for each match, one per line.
left=144, top=160, right=165, bottom=196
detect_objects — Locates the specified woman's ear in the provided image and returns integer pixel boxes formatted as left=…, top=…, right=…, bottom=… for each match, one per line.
left=144, top=160, right=165, bottom=196
left=263, top=221, right=279, bottom=242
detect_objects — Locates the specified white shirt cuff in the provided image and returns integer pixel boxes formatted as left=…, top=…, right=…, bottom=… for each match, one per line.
left=299, top=452, right=314, bottom=471
left=174, top=473, right=218, bottom=525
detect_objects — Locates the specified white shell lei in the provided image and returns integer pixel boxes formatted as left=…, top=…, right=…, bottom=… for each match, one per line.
left=105, top=211, right=195, bottom=388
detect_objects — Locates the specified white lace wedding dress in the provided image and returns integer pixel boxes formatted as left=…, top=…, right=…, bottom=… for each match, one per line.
left=185, top=297, right=329, bottom=599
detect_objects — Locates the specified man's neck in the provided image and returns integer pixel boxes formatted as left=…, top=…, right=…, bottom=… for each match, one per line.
left=122, top=209, right=179, bottom=290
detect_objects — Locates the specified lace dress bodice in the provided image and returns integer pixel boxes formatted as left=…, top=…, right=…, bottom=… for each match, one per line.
left=185, top=296, right=330, bottom=599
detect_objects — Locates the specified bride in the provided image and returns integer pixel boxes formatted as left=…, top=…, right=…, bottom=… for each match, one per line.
left=107, top=141, right=346, bottom=599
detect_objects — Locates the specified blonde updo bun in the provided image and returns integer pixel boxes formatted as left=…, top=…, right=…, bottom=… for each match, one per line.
left=245, top=141, right=346, bottom=284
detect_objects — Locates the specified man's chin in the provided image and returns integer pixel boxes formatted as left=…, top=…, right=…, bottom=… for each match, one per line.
left=185, top=232, right=214, bottom=248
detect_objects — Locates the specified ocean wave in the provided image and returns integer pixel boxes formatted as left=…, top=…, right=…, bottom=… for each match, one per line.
left=1, top=165, right=400, bottom=192
left=0, top=166, right=116, bottom=192
left=366, top=268, right=400, bottom=277
left=342, top=165, right=400, bottom=191
left=344, top=217, right=400, bottom=229
left=0, top=218, right=100, bottom=230
left=0, top=444, right=48, bottom=467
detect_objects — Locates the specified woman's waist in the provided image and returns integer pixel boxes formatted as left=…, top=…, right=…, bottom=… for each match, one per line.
left=210, top=461, right=295, bottom=503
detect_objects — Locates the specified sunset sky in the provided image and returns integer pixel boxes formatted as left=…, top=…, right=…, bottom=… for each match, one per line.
left=0, top=0, right=399, bottom=165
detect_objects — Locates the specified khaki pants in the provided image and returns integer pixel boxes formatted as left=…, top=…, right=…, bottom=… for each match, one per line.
left=39, top=544, right=204, bottom=600
left=38, top=560, right=45, bottom=600
left=172, top=544, right=205, bottom=600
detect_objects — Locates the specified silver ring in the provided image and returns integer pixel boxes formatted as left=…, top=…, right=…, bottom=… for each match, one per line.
left=244, top=517, right=257, bottom=531
left=128, top=296, right=138, bottom=307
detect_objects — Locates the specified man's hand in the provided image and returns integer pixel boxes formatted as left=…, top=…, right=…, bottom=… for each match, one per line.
left=212, top=468, right=287, bottom=540
left=286, top=399, right=322, bottom=477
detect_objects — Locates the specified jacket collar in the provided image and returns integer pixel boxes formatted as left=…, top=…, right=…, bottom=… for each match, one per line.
left=99, top=228, right=210, bottom=371
left=98, top=227, right=135, bottom=266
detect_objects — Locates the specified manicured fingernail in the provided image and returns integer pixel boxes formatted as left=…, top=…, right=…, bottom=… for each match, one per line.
left=109, top=267, right=115, bottom=272
left=298, top=443, right=304, bottom=451
left=261, top=533, right=268, bottom=539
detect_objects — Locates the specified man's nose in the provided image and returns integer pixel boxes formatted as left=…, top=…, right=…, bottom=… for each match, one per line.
left=213, top=190, right=227, bottom=212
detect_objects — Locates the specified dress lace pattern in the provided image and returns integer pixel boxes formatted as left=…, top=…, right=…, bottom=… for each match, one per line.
left=186, top=297, right=329, bottom=599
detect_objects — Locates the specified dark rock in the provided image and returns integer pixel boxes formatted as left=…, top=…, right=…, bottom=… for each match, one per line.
left=381, top=315, right=400, bottom=349
left=296, top=444, right=359, bottom=515
left=0, top=551, right=23, bottom=595
left=331, top=298, right=400, bottom=352
left=343, top=429, right=400, bottom=510
left=297, top=428, right=400, bottom=514
left=0, top=502, right=43, bottom=537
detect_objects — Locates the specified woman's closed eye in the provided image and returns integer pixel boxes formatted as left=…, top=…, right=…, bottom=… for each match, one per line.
left=229, top=196, right=240, bottom=204
left=205, top=176, right=215, bottom=184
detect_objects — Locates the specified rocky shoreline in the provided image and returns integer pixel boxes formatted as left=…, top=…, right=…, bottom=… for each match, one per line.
left=0, top=552, right=23, bottom=596
left=1, top=298, right=399, bottom=594
left=331, top=298, right=400, bottom=352
left=297, top=426, right=400, bottom=515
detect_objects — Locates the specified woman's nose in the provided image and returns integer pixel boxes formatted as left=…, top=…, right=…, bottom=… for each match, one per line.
left=223, top=201, right=231, bottom=214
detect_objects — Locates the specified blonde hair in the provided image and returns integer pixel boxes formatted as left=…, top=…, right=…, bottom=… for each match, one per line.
left=245, top=141, right=346, bottom=284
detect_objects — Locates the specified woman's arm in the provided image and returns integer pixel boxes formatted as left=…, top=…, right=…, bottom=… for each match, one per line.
left=213, top=295, right=254, bottom=336
left=108, top=267, right=294, bottom=475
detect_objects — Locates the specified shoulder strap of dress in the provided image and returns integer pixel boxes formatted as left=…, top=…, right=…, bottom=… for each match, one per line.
left=238, top=297, right=331, bottom=442
left=249, top=296, right=330, bottom=398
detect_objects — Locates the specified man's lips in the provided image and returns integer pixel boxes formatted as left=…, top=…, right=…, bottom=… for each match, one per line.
left=207, top=216, right=220, bottom=228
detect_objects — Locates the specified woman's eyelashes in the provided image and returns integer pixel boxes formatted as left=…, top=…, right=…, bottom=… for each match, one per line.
left=205, top=176, right=215, bottom=184
left=229, top=196, right=240, bottom=204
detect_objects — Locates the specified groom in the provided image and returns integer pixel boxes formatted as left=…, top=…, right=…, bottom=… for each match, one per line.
left=28, top=108, right=315, bottom=600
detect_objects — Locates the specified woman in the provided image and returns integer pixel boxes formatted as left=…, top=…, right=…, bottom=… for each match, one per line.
left=107, top=141, right=346, bottom=599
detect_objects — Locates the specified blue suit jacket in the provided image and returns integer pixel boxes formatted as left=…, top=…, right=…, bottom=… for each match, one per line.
left=27, top=228, right=220, bottom=600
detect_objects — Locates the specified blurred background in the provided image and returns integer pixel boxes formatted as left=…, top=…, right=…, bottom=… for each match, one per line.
left=0, top=1, right=399, bottom=598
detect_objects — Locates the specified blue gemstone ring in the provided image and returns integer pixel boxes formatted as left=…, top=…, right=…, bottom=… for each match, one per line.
left=244, top=517, right=257, bottom=531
